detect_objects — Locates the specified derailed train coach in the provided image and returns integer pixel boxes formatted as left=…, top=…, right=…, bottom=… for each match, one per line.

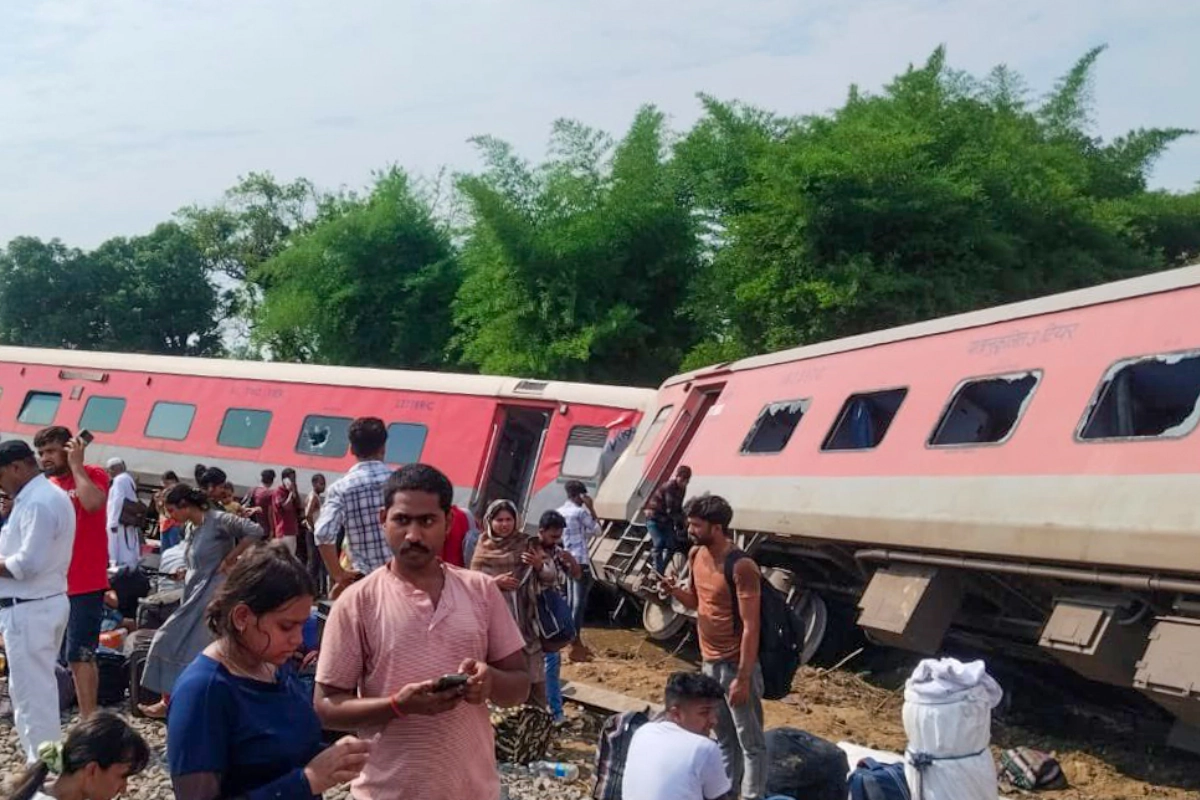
left=0, top=346, right=654, bottom=528
left=590, top=262, right=1200, bottom=748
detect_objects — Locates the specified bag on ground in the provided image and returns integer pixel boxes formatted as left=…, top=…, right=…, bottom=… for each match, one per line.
left=723, top=550, right=804, bottom=700
left=764, top=727, right=849, bottom=800
left=999, top=747, right=1067, bottom=791
left=903, top=658, right=1002, bottom=800
left=849, top=757, right=911, bottom=800
left=592, top=709, right=649, bottom=800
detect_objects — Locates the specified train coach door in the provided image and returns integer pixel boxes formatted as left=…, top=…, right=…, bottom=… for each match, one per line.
left=472, top=405, right=551, bottom=522
left=635, top=382, right=725, bottom=515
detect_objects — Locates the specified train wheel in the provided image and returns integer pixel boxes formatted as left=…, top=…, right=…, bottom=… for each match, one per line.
left=643, top=598, right=688, bottom=641
left=795, top=591, right=828, bottom=665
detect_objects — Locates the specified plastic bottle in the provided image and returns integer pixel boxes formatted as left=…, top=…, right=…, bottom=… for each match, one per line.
left=531, top=761, right=579, bottom=781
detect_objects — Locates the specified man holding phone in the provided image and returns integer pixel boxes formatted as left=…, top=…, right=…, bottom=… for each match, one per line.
left=34, top=426, right=109, bottom=722
left=272, top=467, right=303, bottom=557
left=557, top=480, right=600, bottom=662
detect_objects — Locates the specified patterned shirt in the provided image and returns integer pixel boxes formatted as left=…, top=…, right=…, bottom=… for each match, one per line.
left=313, top=460, right=393, bottom=575
left=557, top=500, right=599, bottom=566
left=316, top=565, right=526, bottom=800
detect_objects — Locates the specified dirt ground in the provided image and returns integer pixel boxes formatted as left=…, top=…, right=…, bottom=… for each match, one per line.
left=562, top=626, right=1200, bottom=800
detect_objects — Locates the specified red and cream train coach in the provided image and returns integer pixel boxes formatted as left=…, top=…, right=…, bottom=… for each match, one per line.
left=0, top=347, right=653, bottom=527
left=592, top=263, right=1200, bottom=745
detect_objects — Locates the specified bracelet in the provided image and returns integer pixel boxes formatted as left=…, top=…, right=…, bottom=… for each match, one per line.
left=389, top=693, right=405, bottom=718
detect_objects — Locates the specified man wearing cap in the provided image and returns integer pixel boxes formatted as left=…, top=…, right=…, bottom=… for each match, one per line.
left=0, top=440, right=75, bottom=763
left=106, top=457, right=142, bottom=568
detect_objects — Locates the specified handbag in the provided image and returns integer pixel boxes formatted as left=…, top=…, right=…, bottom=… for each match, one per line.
left=535, top=587, right=576, bottom=653
left=118, top=498, right=149, bottom=527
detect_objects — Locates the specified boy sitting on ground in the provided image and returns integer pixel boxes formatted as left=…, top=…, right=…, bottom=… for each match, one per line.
left=621, top=672, right=735, bottom=800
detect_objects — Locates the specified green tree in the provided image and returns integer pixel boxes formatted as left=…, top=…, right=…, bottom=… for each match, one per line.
left=0, top=238, right=110, bottom=349
left=454, top=107, right=700, bottom=384
left=252, top=168, right=459, bottom=368
left=677, top=47, right=1200, bottom=369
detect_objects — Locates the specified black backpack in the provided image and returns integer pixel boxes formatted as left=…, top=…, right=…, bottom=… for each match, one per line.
left=724, top=549, right=804, bottom=700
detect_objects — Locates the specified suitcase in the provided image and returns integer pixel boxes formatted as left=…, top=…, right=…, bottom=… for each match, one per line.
left=97, top=650, right=130, bottom=707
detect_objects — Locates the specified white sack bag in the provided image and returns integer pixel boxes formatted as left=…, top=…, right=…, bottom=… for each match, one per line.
left=903, top=658, right=1002, bottom=800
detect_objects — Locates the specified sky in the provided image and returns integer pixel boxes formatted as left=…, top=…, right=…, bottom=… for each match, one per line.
left=1, top=0, right=1197, bottom=248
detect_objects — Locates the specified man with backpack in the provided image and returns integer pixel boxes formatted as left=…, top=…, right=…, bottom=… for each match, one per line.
left=662, top=494, right=767, bottom=800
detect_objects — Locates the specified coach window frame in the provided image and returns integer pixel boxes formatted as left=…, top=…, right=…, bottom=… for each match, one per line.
left=739, top=397, right=811, bottom=456
left=926, top=369, right=1042, bottom=449
left=820, top=387, right=909, bottom=452
left=560, top=425, right=609, bottom=478
left=78, top=395, right=127, bottom=434
left=144, top=401, right=197, bottom=441
left=294, top=414, right=353, bottom=459
left=218, top=408, right=274, bottom=449
left=1074, top=348, right=1200, bottom=443
left=18, top=391, right=62, bottom=426
left=634, top=405, right=674, bottom=456
left=385, top=422, right=428, bottom=465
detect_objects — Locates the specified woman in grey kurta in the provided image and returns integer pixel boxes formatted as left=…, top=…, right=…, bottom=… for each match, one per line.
left=138, top=484, right=264, bottom=718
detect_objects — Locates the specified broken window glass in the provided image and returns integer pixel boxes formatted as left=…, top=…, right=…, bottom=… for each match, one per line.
left=822, top=388, right=909, bottom=451
left=741, top=399, right=809, bottom=454
left=1079, top=351, right=1200, bottom=440
left=295, top=415, right=351, bottom=458
left=929, top=372, right=1039, bottom=446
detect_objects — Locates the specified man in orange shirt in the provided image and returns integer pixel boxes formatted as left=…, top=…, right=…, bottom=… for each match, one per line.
left=315, top=464, right=530, bottom=800
left=35, top=426, right=109, bottom=721
left=662, top=494, right=765, bottom=800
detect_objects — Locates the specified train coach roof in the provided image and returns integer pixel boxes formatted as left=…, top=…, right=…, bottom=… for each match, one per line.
left=666, top=261, right=1200, bottom=387
left=0, top=346, right=656, bottom=409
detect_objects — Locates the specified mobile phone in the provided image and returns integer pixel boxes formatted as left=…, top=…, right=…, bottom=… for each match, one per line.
left=79, top=430, right=94, bottom=445
left=433, top=673, right=470, bottom=692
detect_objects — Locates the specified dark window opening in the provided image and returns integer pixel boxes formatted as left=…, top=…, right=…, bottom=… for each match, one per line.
left=296, top=415, right=351, bottom=458
left=145, top=402, right=196, bottom=440
left=929, top=372, right=1039, bottom=447
left=1079, top=352, right=1200, bottom=440
left=561, top=426, right=608, bottom=477
left=219, top=408, right=273, bottom=449
left=18, top=391, right=62, bottom=426
left=78, top=396, right=126, bottom=433
left=741, top=399, right=809, bottom=454
left=635, top=406, right=674, bottom=456
left=822, top=388, right=908, bottom=451
left=386, top=423, right=428, bottom=465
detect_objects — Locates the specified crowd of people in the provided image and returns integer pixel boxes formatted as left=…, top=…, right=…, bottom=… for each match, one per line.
left=0, top=415, right=770, bottom=800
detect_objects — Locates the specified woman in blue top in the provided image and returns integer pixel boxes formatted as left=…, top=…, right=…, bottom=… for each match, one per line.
left=167, top=543, right=371, bottom=800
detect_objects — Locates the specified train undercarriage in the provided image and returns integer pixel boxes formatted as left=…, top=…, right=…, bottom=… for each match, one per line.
left=589, top=519, right=1200, bottom=752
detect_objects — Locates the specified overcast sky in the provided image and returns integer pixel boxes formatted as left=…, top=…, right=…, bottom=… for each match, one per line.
left=2, top=0, right=1197, bottom=248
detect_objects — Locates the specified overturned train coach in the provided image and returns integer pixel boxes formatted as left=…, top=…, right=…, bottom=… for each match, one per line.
left=0, top=347, right=653, bottom=529
left=590, top=262, right=1200, bottom=748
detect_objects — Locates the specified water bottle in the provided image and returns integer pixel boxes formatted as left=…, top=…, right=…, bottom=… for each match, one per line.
left=531, top=761, right=579, bottom=781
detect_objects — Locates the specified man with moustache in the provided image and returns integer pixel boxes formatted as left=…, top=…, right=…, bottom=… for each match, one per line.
left=315, top=463, right=530, bottom=800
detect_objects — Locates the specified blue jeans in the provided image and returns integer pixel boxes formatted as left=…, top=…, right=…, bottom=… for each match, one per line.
left=544, top=651, right=563, bottom=720
left=567, top=566, right=593, bottom=635
left=646, top=519, right=675, bottom=574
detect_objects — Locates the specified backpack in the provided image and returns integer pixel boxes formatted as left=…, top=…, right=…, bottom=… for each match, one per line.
left=724, top=549, right=804, bottom=700
left=592, top=709, right=649, bottom=800
left=848, top=758, right=910, bottom=800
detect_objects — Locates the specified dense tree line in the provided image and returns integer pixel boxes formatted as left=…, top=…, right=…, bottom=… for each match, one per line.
left=2, top=47, right=1197, bottom=385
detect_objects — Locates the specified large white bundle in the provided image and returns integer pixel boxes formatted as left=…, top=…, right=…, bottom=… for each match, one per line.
left=902, top=658, right=1002, bottom=800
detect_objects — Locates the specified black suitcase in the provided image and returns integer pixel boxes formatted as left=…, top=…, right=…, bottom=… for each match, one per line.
left=97, top=650, right=130, bottom=707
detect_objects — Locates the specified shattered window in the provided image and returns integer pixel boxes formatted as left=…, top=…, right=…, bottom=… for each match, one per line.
left=1079, top=351, right=1200, bottom=441
left=295, top=415, right=351, bottom=458
left=929, top=372, right=1040, bottom=446
left=822, top=388, right=909, bottom=451
left=741, top=399, right=809, bottom=454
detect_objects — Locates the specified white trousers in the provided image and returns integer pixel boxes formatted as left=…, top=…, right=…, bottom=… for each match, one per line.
left=0, top=594, right=69, bottom=763
left=109, top=526, right=141, bottom=568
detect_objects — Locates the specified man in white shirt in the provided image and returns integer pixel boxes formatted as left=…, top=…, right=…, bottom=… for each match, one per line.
left=557, top=480, right=600, bottom=661
left=623, top=672, right=735, bottom=800
left=105, top=457, right=141, bottom=568
left=0, top=440, right=76, bottom=763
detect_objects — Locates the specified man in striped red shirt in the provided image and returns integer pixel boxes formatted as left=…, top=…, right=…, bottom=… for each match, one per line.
left=315, top=463, right=530, bottom=800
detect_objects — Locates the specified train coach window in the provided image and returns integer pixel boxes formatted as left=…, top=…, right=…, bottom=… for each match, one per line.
left=741, top=399, right=809, bottom=454
left=635, top=406, right=673, bottom=456
left=561, top=426, right=608, bottom=477
left=928, top=371, right=1040, bottom=447
left=18, top=391, right=61, bottom=426
left=78, top=396, right=126, bottom=433
left=386, top=423, right=427, bottom=465
left=218, top=408, right=273, bottom=449
left=1078, top=351, right=1200, bottom=441
left=145, top=401, right=196, bottom=441
left=822, top=388, right=908, bottom=451
left=295, top=415, right=351, bottom=458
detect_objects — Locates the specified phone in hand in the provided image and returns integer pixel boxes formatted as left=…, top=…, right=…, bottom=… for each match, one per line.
left=78, top=429, right=94, bottom=445
left=433, top=673, right=470, bottom=692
